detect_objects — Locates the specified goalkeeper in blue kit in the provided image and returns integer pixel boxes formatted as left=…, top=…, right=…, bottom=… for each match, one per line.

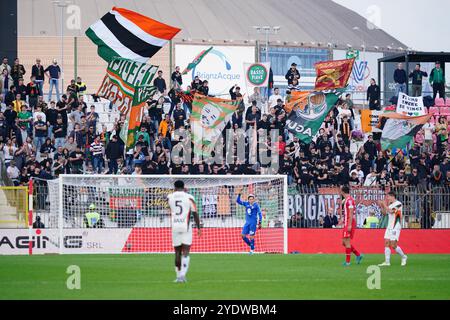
left=236, top=193, right=262, bottom=254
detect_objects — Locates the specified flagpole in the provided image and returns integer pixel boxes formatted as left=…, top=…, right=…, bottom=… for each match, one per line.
left=169, top=39, right=173, bottom=88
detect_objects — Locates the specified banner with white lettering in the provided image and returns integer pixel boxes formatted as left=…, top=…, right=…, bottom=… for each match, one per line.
left=287, top=187, right=341, bottom=226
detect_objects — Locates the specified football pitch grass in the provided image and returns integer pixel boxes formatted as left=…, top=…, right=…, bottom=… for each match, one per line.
left=1, top=254, right=449, bottom=300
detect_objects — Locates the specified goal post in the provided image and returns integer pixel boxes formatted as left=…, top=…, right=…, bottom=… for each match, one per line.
left=51, top=174, right=289, bottom=254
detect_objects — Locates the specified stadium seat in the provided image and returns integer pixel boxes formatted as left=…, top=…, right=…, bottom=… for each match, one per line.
left=435, top=98, right=445, bottom=107
left=446, top=99, right=450, bottom=107
left=440, top=107, right=450, bottom=116
left=429, top=107, right=440, bottom=116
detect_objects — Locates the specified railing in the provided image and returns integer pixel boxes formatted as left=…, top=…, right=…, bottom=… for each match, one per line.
left=0, top=185, right=28, bottom=228
left=287, top=185, right=450, bottom=229
left=15, top=179, right=449, bottom=230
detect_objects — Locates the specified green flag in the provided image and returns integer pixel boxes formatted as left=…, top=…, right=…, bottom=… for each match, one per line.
left=190, top=94, right=239, bottom=156
left=379, top=113, right=431, bottom=151
left=285, top=90, right=343, bottom=143
left=181, top=46, right=213, bottom=75
left=124, top=85, right=157, bottom=150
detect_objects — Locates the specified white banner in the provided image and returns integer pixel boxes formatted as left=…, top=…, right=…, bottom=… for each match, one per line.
left=243, top=62, right=270, bottom=88
left=0, top=229, right=132, bottom=255
left=175, top=45, right=255, bottom=96
left=396, top=92, right=426, bottom=116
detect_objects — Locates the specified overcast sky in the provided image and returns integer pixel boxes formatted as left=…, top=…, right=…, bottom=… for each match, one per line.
left=333, top=0, right=449, bottom=52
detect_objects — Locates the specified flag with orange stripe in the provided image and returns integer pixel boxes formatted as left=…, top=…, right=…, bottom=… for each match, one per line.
left=86, top=7, right=181, bottom=63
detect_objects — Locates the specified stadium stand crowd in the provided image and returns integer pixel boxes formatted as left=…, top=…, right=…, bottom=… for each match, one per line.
left=1, top=57, right=449, bottom=196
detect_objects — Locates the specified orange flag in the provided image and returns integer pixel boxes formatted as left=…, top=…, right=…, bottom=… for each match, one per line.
left=284, top=91, right=311, bottom=114
left=314, top=58, right=355, bottom=90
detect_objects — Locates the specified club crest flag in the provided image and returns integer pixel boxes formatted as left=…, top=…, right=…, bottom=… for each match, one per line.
left=191, top=94, right=240, bottom=156
left=97, top=57, right=158, bottom=116
left=244, top=62, right=271, bottom=87
left=86, top=7, right=181, bottom=63
left=380, top=113, right=431, bottom=150
left=396, top=92, right=426, bottom=116
left=314, top=59, right=355, bottom=90
left=284, top=91, right=311, bottom=114
left=286, top=90, right=343, bottom=143
left=182, top=46, right=213, bottom=75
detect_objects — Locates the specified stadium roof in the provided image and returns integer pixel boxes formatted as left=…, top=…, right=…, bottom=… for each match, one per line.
left=379, top=51, right=450, bottom=63
left=18, top=0, right=406, bottom=51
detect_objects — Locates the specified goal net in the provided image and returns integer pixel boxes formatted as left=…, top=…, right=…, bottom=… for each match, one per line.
left=49, top=175, right=288, bottom=254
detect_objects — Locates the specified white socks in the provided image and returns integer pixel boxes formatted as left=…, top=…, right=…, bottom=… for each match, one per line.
left=175, top=266, right=181, bottom=279
left=395, top=246, right=406, bottom=258
left=181, top=256, right=190, bottom=277
left=385, top=247, right=391, bottom=263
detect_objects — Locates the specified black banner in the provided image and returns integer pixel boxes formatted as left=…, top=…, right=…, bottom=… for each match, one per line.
left=0, top=0, right=17, bottom=62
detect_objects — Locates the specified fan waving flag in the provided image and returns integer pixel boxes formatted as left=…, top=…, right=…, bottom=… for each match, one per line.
left=86, top=7, right=181, bottom=63
left=314, top=58, right=355, bottom=90
left=182, top=46, right=213, bottom=75
left=284, top=91, right=311, bottom=114
left=379, top=113, right=431, bottom=150
left=123, top=85, right=157, bottom=149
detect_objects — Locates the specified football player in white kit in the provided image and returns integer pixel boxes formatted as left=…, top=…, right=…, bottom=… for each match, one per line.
left=167, top=180, right=201, bottom=283
left=379, top=191, right=408, bottom=266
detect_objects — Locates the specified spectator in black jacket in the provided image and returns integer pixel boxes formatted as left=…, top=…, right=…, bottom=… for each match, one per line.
left=190, top=76, right=202, bottom=91
left=171, top=66, right=182, bottom=88
left=363, top=135, right=377, bottom=160
left=172, top=102, right=186, bottom=129
left=16, top=78, right=27, bottom=101
left=105, top=135, right=123, bottom=174
left=4, top=85, right=15, bottom=106
left=323, top=208, right=338, bottom=228
left=153, top=70, right=167, bottom=94
left=409, top=64, right=428, bottom=97
left=285, top=63, right=300, bottom=85
left=229, top=84, right=242, bottom=100
left=26, top=76, right=39, bottom=109
left=32, top=216, right=45, bottom=228
left=31, top=59, right=45, bottom=96
left=198, top=80, right=209, bottom=96
left=394, top=63, right=407, bottom=97
left=367, top=78, right=380, bottom=110
left=10, top=58, right=26, bottom=88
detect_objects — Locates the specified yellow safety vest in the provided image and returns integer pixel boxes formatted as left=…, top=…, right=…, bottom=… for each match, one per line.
left=85, top=211, right=100, bottom=227
left=364, top=216, right=379, bottom=229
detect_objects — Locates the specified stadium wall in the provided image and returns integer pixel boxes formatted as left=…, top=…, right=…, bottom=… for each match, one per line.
left=288, top=229, right=450, bottom=254
left=1, top=228, right=450, bottom=255
left=17, top=36, right=170, bottom=95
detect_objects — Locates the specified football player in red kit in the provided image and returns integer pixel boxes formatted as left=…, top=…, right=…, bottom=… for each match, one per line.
left=340, top=185, right=363, bottom=266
